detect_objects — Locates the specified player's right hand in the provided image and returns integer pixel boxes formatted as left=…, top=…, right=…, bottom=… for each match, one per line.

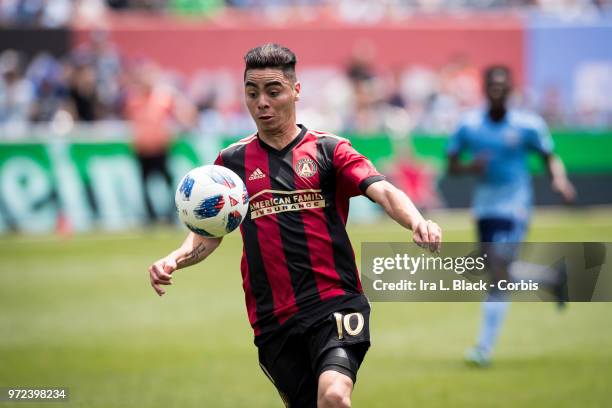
left=148, top=257, right=177, bottom=296
left=469, top=156, right=488, bottom=175
left=413, top=219, right=442, bottom=253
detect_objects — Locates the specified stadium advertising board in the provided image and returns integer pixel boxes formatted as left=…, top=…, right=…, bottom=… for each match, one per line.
left=1, top=131, right=610, bottom=234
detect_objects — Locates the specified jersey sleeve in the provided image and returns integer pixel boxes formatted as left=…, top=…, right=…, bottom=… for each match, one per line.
left=214, top=153, right=223, bottom=166
left=333, top=139, right=385, bottom=198
left=525, top=116, right=554, bottom=155
left=447, top=122, right=467, bottom=155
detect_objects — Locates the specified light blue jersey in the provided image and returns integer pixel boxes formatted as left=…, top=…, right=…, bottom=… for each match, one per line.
left=447, top=109, right=553, bottom=222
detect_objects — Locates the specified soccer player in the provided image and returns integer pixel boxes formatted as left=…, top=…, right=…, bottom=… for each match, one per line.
left=447, top=65, right=575, bottom=367
left=148, top=44, right=442, bottom=407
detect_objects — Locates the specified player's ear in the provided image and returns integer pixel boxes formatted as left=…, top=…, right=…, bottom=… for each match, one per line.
left=294, top=81, right=301, bottom=101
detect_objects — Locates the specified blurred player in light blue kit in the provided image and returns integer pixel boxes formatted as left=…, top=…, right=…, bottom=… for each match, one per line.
left=447, top=66, right=576, bottom=367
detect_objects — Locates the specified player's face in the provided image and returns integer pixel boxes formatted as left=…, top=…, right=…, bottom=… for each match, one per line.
left=485, top=73, right=511, bottom=108
left=244, top=68, right=300, bottom=133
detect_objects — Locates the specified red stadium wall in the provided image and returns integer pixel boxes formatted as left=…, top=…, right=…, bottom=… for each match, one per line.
left=73, top=14, right=525, bottom=85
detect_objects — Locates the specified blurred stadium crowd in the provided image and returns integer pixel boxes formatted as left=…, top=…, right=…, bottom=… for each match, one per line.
left=1, top=29, right=611, bottom=140
left=2, top=0, right=612, bottom=28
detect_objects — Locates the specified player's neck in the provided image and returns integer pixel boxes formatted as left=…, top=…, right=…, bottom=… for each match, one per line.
left=258, top=122, right=301, bottom=151
left=487, top=106, right=507, bottom=123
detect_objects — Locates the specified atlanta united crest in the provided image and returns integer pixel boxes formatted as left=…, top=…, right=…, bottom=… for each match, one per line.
left=295, top=157, right=318, bottom=178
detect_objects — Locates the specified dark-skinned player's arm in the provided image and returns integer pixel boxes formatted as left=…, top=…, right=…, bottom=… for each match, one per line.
left=527, top=115, right=576, bottom=203
left=365, top=180, right=442, bottom=253
left=542, top=153, right=576, bottom=203
left=447, top=152, right=486, bottom=176
left=148, top=233, right=223, bottom=296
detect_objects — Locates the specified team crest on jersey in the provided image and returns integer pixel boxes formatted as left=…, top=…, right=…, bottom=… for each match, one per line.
left=295, top=158, right=317, bottom=178
left=504, top=129, right=520, bottom=146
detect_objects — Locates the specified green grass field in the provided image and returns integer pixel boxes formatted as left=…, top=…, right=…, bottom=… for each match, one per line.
left=1, top=208, right=611, bottom=407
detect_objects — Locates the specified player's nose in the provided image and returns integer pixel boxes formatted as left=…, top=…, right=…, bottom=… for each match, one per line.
left=256, top=95, right=270, bottom=110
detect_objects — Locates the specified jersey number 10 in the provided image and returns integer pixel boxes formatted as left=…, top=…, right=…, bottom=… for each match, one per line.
left=333, top=312, right=365, bottom=339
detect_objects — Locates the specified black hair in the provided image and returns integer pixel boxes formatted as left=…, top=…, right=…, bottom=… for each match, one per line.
left=484, top=65, right=512, bottom=85
left=243, top=43, right=297, bottom=82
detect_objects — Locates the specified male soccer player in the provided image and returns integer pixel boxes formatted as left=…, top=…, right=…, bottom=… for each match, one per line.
left=447, top=65, right=575, bottom=367
left=148, top=44, right=442, bottom=407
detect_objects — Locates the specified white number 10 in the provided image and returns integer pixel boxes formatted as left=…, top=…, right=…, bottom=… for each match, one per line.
left=333, top=312, right=365, bottom=339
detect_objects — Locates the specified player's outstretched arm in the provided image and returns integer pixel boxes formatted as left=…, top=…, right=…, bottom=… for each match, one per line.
left=544, top=154, right=576, bottom=203
left=366, top=180, right=442, bottom=252
left=148, top=232, right=223, bottom=296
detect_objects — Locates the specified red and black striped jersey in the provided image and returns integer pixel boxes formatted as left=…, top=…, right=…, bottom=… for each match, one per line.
left=215, top=125, right=384, bottom=343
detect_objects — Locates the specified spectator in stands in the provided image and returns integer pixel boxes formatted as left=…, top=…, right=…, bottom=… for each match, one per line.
left=539, top=86, right=566, bottom=129
left=1, top=0, right=610, bottom=28
left=65, top=52, right=104, bottom=122
left=125, top=61, right=197, bottom=223
left=344, top=41, right=385, bottom=133
left=386, top=69, right=407, bottom=109
left=87, top=31, right=124, bottom=119
left=439, top=54, right=481, bottom=110
left=27, top=53, right=68, bottom=122
left=0, top=50, right=35, bottom=135
left=2, top=1, right=611, bottom=133
left=0, top=0, right=71, bottom=27
left=385, top=143, right=441, bottom=210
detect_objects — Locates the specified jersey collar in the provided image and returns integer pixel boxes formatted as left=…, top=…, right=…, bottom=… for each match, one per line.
left=257, top=124, right=307, bottom=155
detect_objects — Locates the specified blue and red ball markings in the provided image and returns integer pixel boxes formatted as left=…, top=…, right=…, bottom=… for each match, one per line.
left=193, top=194, right=225, bottom=219
left=242, top=185, right=249, bottom=205
left=226, top=211, right=243, bottom=232
left=210, top=169, right=236, bottom=189
left=179, top=175, right=195, bottom=200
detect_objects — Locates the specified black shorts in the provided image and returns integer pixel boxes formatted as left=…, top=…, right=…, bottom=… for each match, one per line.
left=477, top=217, right=527, bottom=244
left=478, top=217, right=528, bottom=286
left=257, top=305, right=370, bottom=408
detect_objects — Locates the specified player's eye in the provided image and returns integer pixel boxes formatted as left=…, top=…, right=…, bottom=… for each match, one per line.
left=247, top=91, right=257, bottom=98
left=269, top=89, right=280, bottom=97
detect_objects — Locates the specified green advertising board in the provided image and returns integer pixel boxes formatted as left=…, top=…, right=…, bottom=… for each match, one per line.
left=0, top=136, right=214, bottom=233
left=0, top=130, right=610, bottom=234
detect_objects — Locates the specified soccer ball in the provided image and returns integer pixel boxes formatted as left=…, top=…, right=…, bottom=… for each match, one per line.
left=175, top=165, right=249, bottom=237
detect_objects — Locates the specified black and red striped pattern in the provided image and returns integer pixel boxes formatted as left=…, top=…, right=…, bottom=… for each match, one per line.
left=216, top=125, right=384, bottom=340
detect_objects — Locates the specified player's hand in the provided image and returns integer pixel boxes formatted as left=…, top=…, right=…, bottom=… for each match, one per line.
left=552, top=177, right=576, bottom=203
left=413, top=219, right=442, bottom=253
left=148, top=256, right=177, bottom=296
left=469, top=156, right=487, bottom=175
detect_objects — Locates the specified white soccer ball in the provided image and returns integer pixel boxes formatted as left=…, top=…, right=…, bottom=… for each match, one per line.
left=175, top=165, right=249, bottom=237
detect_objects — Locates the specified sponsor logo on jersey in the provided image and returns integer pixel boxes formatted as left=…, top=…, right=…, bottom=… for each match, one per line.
left=249, top=189, right=325, bottom=219
left=504, top=129, right=520, bottom=146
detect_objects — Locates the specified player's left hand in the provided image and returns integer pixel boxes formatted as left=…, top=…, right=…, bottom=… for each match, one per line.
left=413, top=219, right=442, bottom=253
left=552, top=177, right=576, bottom=203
